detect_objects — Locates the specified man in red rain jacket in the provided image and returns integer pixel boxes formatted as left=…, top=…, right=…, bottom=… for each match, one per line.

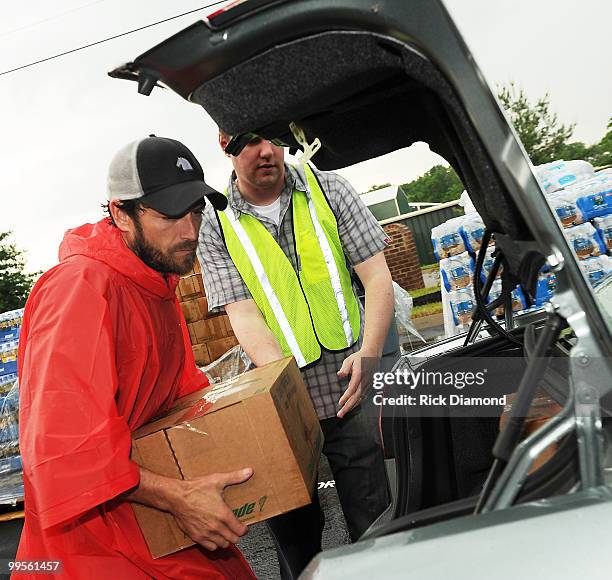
left=16, top=136, right=255, bottom=579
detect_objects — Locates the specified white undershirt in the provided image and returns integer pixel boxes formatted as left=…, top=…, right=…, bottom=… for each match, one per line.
left=246, top=196, right=282, bottom=226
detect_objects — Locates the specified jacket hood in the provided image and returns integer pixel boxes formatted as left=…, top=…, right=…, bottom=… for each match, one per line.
left=58, top=219, right=180, bottom=300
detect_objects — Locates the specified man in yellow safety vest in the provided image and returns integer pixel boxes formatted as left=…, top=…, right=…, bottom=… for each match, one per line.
left=198, top=132, right=394, bottom=579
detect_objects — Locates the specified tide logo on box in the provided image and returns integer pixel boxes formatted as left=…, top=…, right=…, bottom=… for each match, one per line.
left=233, top=495, right=267, bottom=519
left=233, top=502, right=255, bottom=518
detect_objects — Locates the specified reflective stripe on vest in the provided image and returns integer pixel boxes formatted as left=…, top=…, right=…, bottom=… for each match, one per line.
left=221, top=206, right=308, bottom=368
left=305, top=192, right=353, bottom=346
left=218, top=164, right=361, bottom=367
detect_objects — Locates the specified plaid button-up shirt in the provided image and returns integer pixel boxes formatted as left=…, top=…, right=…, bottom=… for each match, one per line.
left=198, top=163, right=388, bottom=419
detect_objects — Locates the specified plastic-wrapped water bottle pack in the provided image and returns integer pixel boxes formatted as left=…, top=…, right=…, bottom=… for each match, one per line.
left=593, top=215, right=612, bottom=252
left=449, top=287, right=476, bottom=330
left=487, top=279, right=528, bottom=315
left=432, top=163, right=611, bottom=336
left=536, top=159, right=595, bottom=194
left=563, top=222, right=606, bottom=259
left=440, top=252, right=474, bottom=291
left=0, top=309, right=24, bottom=504
left=579, top=255, right=612, bottom=287
left=537, top=160, right=612, bottom=291
left=431, top=216, right=466, bottom=259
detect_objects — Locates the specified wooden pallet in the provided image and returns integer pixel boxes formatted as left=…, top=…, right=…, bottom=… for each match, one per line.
left=0, top=500, right=24, bottom=522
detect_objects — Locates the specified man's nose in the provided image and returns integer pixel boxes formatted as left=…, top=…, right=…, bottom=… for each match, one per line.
left=177, top=212, right=200, bottom=240
left=258, top=139, right=276, bottom=158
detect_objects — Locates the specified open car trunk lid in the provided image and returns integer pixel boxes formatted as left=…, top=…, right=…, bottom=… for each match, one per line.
left=108, top=0, right=610, bottom=352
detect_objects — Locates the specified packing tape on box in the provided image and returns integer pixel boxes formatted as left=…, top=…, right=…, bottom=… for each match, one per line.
left=201, top=379, right=258, bottom=405
left=175, top=377, right=260, bottom=432
left=177, top=421, right=209, bottom=437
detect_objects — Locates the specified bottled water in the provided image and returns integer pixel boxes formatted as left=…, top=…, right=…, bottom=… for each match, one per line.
left=440, top=252, right=474, bottom=291
left=593, top=215, right=612, bottom=252
left=564, top=222, right=606, bottom=259
left=536, top=159, right=595, bottom=194
left=546, top=191, right=584, bottom=227
left=459, top=213, right=489, bottom=254
left=449, top=287, right=476, bottom=329
left=579, top=255, right=612, bottom=287
left=431, top=217, right=466, bottom=259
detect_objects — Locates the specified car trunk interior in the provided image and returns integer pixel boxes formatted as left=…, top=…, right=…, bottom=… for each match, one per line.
left=387, top=329, right=578, bottom=528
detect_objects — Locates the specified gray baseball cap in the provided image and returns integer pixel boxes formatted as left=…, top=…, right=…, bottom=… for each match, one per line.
left=107, top=135, right=227, bottom=217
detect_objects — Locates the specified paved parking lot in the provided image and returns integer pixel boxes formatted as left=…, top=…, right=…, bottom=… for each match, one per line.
left=238, top=455, right=349, bottom=579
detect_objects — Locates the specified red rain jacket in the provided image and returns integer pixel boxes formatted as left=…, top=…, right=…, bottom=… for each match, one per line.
left=16, top=219, right=254, bottom=579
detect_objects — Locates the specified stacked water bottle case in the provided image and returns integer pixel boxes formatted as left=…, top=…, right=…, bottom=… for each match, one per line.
left=0, top=309, right=23, bottom=504
left=431, top=161, right=611, bottom=335
left=432, top=213, right=526, bottom=334
left=537, top=161, right=612, bottom=287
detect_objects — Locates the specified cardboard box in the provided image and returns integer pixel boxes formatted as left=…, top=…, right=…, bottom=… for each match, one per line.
left=207, top=336, right=239, bottom=360
left=192, top=343, right=211, bottom=366
left=131, top=357, right=323, bottom=559
left=177, top=274, right=205, bottom=301
left=187, top=319, right=214, bottom=344
left=180, top=297, right=209, bottom=323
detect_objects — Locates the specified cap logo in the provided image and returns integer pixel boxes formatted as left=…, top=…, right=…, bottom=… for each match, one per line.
left=176, top=157, right=193, bottom=171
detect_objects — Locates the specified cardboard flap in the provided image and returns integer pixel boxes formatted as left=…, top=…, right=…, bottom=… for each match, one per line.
left=131, top=431, right=193, bottom=558
left=270, top=362, right=323, bottom=495
left=132, top=407, right=189, bottom=440
left=134, top=359, right=297, bottom=439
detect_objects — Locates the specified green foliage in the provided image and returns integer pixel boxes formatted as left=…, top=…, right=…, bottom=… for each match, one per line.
left=0, top=231, right=38, bottom=312
left=586, top=118, right=612, bottom=167
left=400, top=165, right=463, bottom=204
left=556, top=120, right=612, bottom=166
left=412, top=301, right=443, bottom=319
left=395, top=87, right=610, bottom=210
left=498, top=84, right=611, bottom=168
left=363, top=182, right=392, bottom=194
left=558, top=141, right=590, bottom=161
left=498, top=82, right=575, bottom=165
left=410, top=285, right=441, bottom=299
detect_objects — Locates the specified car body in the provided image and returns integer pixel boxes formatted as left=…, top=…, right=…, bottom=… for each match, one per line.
left=110, top=1, right=612, bottom=577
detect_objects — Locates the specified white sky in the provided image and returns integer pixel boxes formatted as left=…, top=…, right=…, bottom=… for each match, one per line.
left=1, top=0, right=610, bottom=274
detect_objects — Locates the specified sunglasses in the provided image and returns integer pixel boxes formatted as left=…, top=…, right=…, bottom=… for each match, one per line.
left=224, top=132, right=286, bottom=156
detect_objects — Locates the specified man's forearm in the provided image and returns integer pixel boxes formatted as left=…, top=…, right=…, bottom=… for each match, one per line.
left=125, top=467, right=182, bottom=512
left=225, top=299, right=284, bottom=366
left=361, top=280, right=394, bottom=356
left=124, top=466, right=253, bottom=550
left=235, top=324, right=284, bottom=366
left=355, top=254, right=394, bottom=357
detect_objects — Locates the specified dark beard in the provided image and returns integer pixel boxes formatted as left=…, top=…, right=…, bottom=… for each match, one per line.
left=131, top=220, right=197, bottom=275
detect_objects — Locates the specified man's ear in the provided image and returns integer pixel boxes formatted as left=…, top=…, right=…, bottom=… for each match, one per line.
left=219, top=131, right=231, bottom=157
left=109, top=200, right=132, bottom=233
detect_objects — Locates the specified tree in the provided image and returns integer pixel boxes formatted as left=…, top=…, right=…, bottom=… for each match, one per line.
left=362, top=182, right=392, bottom=194
left=0, top=231, right=38, bottom=312
left=498, top=82, right=575, bottom=165
left=586, top=118, right=612, bottom=167
left=400, top=165, right=463, bottom=204
left=558, top=141, right=590, bottom=162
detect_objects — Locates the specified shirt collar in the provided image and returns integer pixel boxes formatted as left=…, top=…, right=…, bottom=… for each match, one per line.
left=225, top=163, right=308, bottom=219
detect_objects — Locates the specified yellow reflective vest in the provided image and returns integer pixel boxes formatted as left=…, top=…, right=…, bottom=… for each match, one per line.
left=217, top=164, right=361, bottom=367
